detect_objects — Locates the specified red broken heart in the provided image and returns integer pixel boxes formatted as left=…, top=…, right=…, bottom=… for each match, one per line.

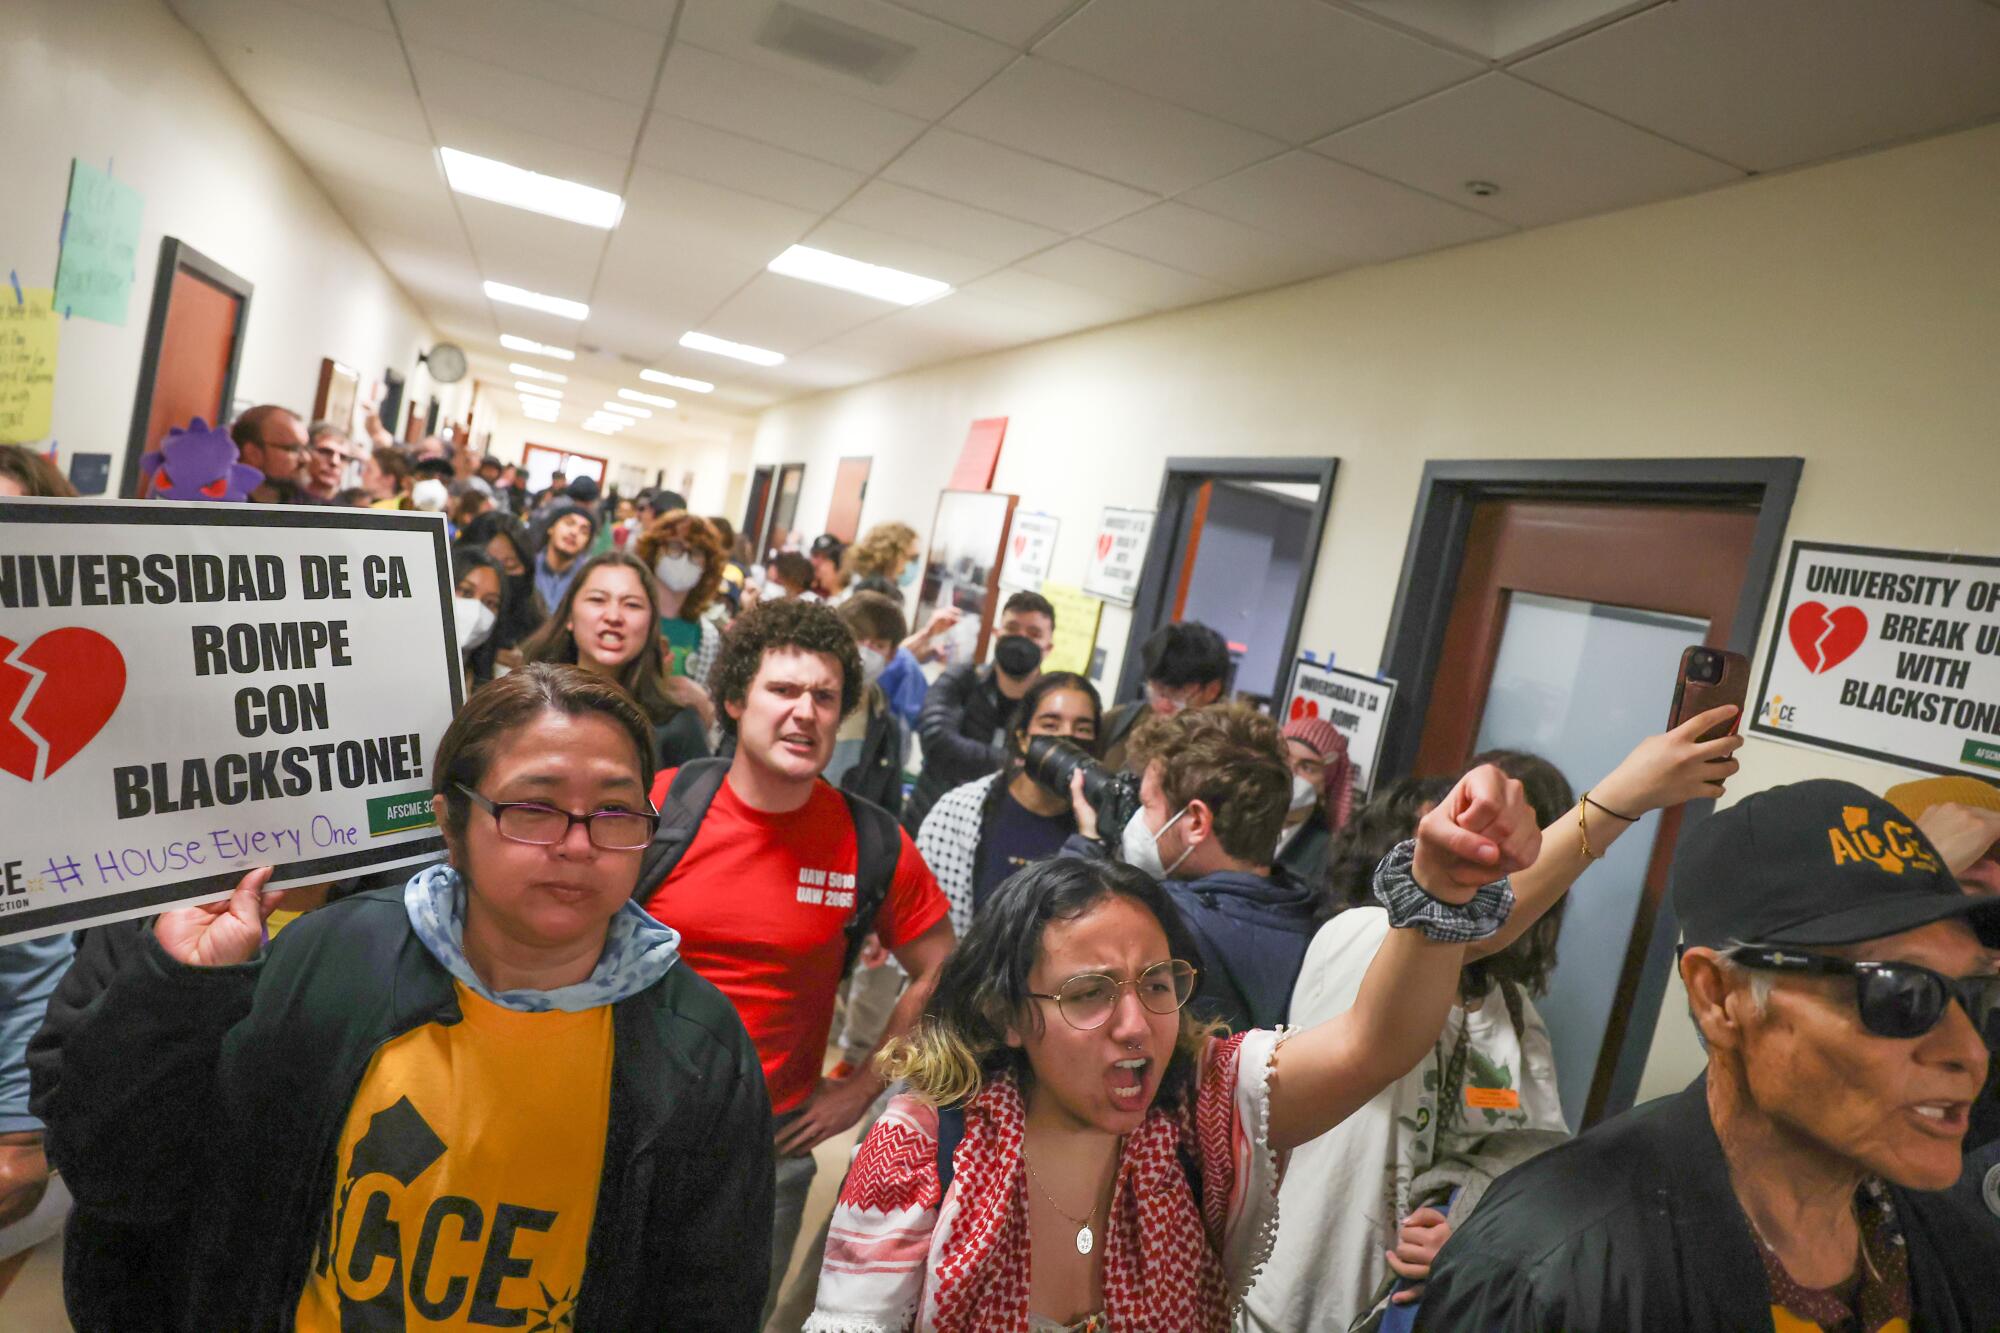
left=0, top=628, right=127, bottom=782
left=1096, top=534, right=1114, bottom=560
left=1288, top=696, right=1318, bottom=721
left=1786, top=602, right=1869, bottom=675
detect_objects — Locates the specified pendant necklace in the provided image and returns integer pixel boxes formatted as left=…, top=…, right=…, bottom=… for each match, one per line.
left=1023, top=1152, right=1100, bottom=1255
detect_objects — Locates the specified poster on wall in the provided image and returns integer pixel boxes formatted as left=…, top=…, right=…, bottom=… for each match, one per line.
left=1751, top=540, right=2000, bottom=778
left=1081, top=506, right=1154, bottom=607
left=0, top=501, right=462, bottom=944
left=1039, top=582, right=1103, bottom=676
left=1283, top=658, right=1397, bottom=800
left=999, top=511, right=1059, bottom=591
left=53, top=159, right=144, bottom=327
left=0, top=288, right=59, bottom=445
left=913, top=489, right=1018, bottom=668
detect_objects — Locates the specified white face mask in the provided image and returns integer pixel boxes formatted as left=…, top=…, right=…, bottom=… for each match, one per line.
left=1121, top=804, right=1193, bottom=880
left=412, top=478, right=449, bottom=512
left=1290, top=772, right=1319, bottom=814
left=655, top=552, right=704, bottom=593
left=859, top=644, right=888, bottom=687
left=453, top=597, right=496, bottom=654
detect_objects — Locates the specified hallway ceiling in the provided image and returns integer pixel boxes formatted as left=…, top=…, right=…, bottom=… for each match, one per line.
left=169, top=0, right=2000, bottom=434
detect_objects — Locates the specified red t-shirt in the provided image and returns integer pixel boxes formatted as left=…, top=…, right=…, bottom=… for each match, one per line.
left=643, top=769, right=949, bottom=1114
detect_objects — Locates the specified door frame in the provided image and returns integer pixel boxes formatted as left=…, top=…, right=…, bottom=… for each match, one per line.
left=120, top=237, right=254, bottom=498
left=1115, top=456, right=1338, bottom=706
left=1377, top=455, right=1801, bottom=1118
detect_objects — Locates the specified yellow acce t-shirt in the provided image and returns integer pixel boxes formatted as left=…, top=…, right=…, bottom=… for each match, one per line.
left=296, top=983, right=613, bottom=1331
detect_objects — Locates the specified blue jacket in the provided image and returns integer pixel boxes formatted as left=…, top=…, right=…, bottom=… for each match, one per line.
left=1165, top=866, right=1319, bottom=1033
left=877, top=646, right=929, bottom=729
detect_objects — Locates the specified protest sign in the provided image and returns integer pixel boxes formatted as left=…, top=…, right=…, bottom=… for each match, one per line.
left=999, top=511, right=1058, bottom=591
left=1039, top=581, right=1103, bottom=676
left=1751, top=541, right=2000, bottom=777
left=0, top=501, right=461, bottom=942
left=54, top=160, right=144, bottom=326
left=1082, top=506, right=1153, bottom=607
left=1283, top=658, right=1397, bottom=799
left=0, top=287, right=58, bottom=445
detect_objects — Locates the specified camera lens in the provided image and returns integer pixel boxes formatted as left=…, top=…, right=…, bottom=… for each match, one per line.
left=1690, top=649, right=1723, bottom=684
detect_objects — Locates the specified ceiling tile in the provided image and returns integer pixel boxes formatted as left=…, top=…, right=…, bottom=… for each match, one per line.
left=408, top=44, right=646, bottom=162
left=705, top=272, right=895, bottom=351
left=674, top=0, right=1016, bottom=120
left=457, top=197, right=609, bottom=297
left=882, top=128, right=1155, bottom=232
left=1182, top=150, right=1511, bottom=267
left=389, top=0, right=666, bottom=102
left=175, top=0, right=426, bottom=139
left=636, top=112, right=866, bottom=211
left=617, top=166, right=821, bottom=267
left=273, top=0, right=396, bottom=31
left=1017, top=239, right=1228, bottom=311
left=1313, top=73, right=1743, bottom=228
left=423, top=107, right=633, bottom=195
left=553, top=0, right=681, bottom=31
left=944, top=57, right=1283, bottom=194
left=1034, top=0, right=1483, bottom=143
left=653, top=43, right=928, bottom=173
left=797, top=217, right=995, bottom=285
left=885, top=0, right=1080, bottom=48
left=260, top=102, right=442, bottom=192
left=1514, top=0, right=2000, bottom=172
left=1088, top=201, right=1343, bottom=289
left=832, top=181, right=1064, bottom=266
left=313, top=162, right=464, bottom=250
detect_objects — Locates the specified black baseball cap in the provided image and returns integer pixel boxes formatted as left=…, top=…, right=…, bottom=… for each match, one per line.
left=1671, top=778, right=2000, bottom=950
left=810, top=534, right=846, bottom=560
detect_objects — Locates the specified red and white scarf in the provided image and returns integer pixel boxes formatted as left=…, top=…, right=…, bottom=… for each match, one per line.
left=810, top=1029, right=1286, bottom=1333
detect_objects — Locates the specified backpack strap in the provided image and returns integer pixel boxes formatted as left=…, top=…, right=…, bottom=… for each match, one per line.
left=633, top=757, right=733, bottom=899
left=836, top=787, right=905, bottom=979
left=935, top=1103, right=967, bottom=1194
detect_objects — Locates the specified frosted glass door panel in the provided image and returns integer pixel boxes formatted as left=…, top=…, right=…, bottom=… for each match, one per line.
left=1473, top=592, right=1708, bottom=1129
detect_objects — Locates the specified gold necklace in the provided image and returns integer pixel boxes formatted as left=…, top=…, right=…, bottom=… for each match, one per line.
left=1023, top=1152, right=1099, bottom=1256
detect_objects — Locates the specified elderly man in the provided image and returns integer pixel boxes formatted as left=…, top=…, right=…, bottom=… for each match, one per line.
left=1417, top=779, right=2000, bottom=1332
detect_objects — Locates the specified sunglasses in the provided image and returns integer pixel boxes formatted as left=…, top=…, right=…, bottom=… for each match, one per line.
left=1725, top=945, right=2000, bottom=1040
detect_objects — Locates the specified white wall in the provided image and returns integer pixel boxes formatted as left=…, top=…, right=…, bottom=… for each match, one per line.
left=482, top=407, right=753, bottom=518
left=752, top=121, right=2000, bottom=1100
left=1, top=0, right=466, bottom=484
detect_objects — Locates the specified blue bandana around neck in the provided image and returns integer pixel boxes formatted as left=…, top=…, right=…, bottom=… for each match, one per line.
left=404, top=862, right=679, bottom=1013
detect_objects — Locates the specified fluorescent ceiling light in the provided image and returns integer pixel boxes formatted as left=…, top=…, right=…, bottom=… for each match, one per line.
left=514, top=382, right=563, bottom=399
left=509, top=362, right=567, bottom=383
left=485, top=281, right=589, bottom=321
left=679, top=331, right=784, bottom=367
left=767, top=244, right=951, bottom=306
left=499, top=334, right=575, bottom=361
left=618, top=388, right=677, bottom=409
left=520, top=397, right=560, bottom=412
left=583, top=423, right=620, bottom=434
left=440, top=147, right=623, bottom=229
left=602, top=402, right=650, bottom=418
left=639, top=368, right=714, bottom=394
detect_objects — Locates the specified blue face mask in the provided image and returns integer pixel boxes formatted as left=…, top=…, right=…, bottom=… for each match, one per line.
left=899, top=562, right=920, bottom=589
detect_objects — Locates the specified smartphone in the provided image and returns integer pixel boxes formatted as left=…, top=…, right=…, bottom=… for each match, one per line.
left=1669, top=645, right=1751, bottom=741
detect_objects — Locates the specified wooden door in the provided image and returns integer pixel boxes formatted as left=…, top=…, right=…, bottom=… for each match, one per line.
left=824, top=456, right=872, bottom=543
left=1416, top=499, right=1760, bottom=1127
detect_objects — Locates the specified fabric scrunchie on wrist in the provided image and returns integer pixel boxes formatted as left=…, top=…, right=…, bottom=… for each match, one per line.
left=1371, top=838, right=1514, bottom=943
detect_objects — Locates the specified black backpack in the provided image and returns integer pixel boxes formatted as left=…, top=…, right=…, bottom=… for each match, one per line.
left=635, top=757, right=903, bottom=978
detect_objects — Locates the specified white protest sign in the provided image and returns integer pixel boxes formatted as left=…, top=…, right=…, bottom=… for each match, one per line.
left=1283, top=659, right=1397, bottom=799
left=999, top=511, right=1059, bottom=591
left=1751, top=541, right=2000, bottom=778
left=1081, top=506, right=1154, bottom=607
left=0, top=500, right=462, bottom=942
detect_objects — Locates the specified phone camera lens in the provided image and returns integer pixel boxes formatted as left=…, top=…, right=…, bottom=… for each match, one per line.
left=1690, top=650, right=1723, bottom=684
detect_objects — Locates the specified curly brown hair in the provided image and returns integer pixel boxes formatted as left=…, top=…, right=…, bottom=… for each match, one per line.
left=1126, top=704, right=1291, bottom=865
left=632, top=509, right=726, bottom=620
left=843, top=521, right=918, bottom=580
left=707, top=597, right=863, bottom=736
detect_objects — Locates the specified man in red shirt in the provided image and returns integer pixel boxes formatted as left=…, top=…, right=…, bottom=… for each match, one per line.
left=640, top=599, right=954, bottom=1317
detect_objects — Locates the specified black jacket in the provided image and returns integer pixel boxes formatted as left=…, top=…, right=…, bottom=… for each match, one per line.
left=1417, top=1075, right=2000, bottom=1333
left=30, top=888, right=773, bottom=1332
left=904, top=663, right=1015, bottom=834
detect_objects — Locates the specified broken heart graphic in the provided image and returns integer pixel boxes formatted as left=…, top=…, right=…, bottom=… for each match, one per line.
left=1013, top=535, right=1027, bottom=558
left=1288, top=696, right=1319, bottom=721
left=0, top=628, right=127, bottom=782
left=1786, top=602, right=1869, bottom=675
left=1096, top=533, right=1114, bottom=560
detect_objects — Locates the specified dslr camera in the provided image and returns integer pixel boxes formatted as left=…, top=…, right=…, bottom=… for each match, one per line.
left=1023, top=736, right=1142, bottom=840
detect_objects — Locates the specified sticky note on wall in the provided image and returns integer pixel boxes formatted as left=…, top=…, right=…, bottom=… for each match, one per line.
left=54, top=160, right=144, bottom=326
left=0, top=288, right=59, bottom=444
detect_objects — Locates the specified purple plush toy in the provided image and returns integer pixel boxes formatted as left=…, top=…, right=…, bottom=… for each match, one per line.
left=141, top=417, right=263, bottom=502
